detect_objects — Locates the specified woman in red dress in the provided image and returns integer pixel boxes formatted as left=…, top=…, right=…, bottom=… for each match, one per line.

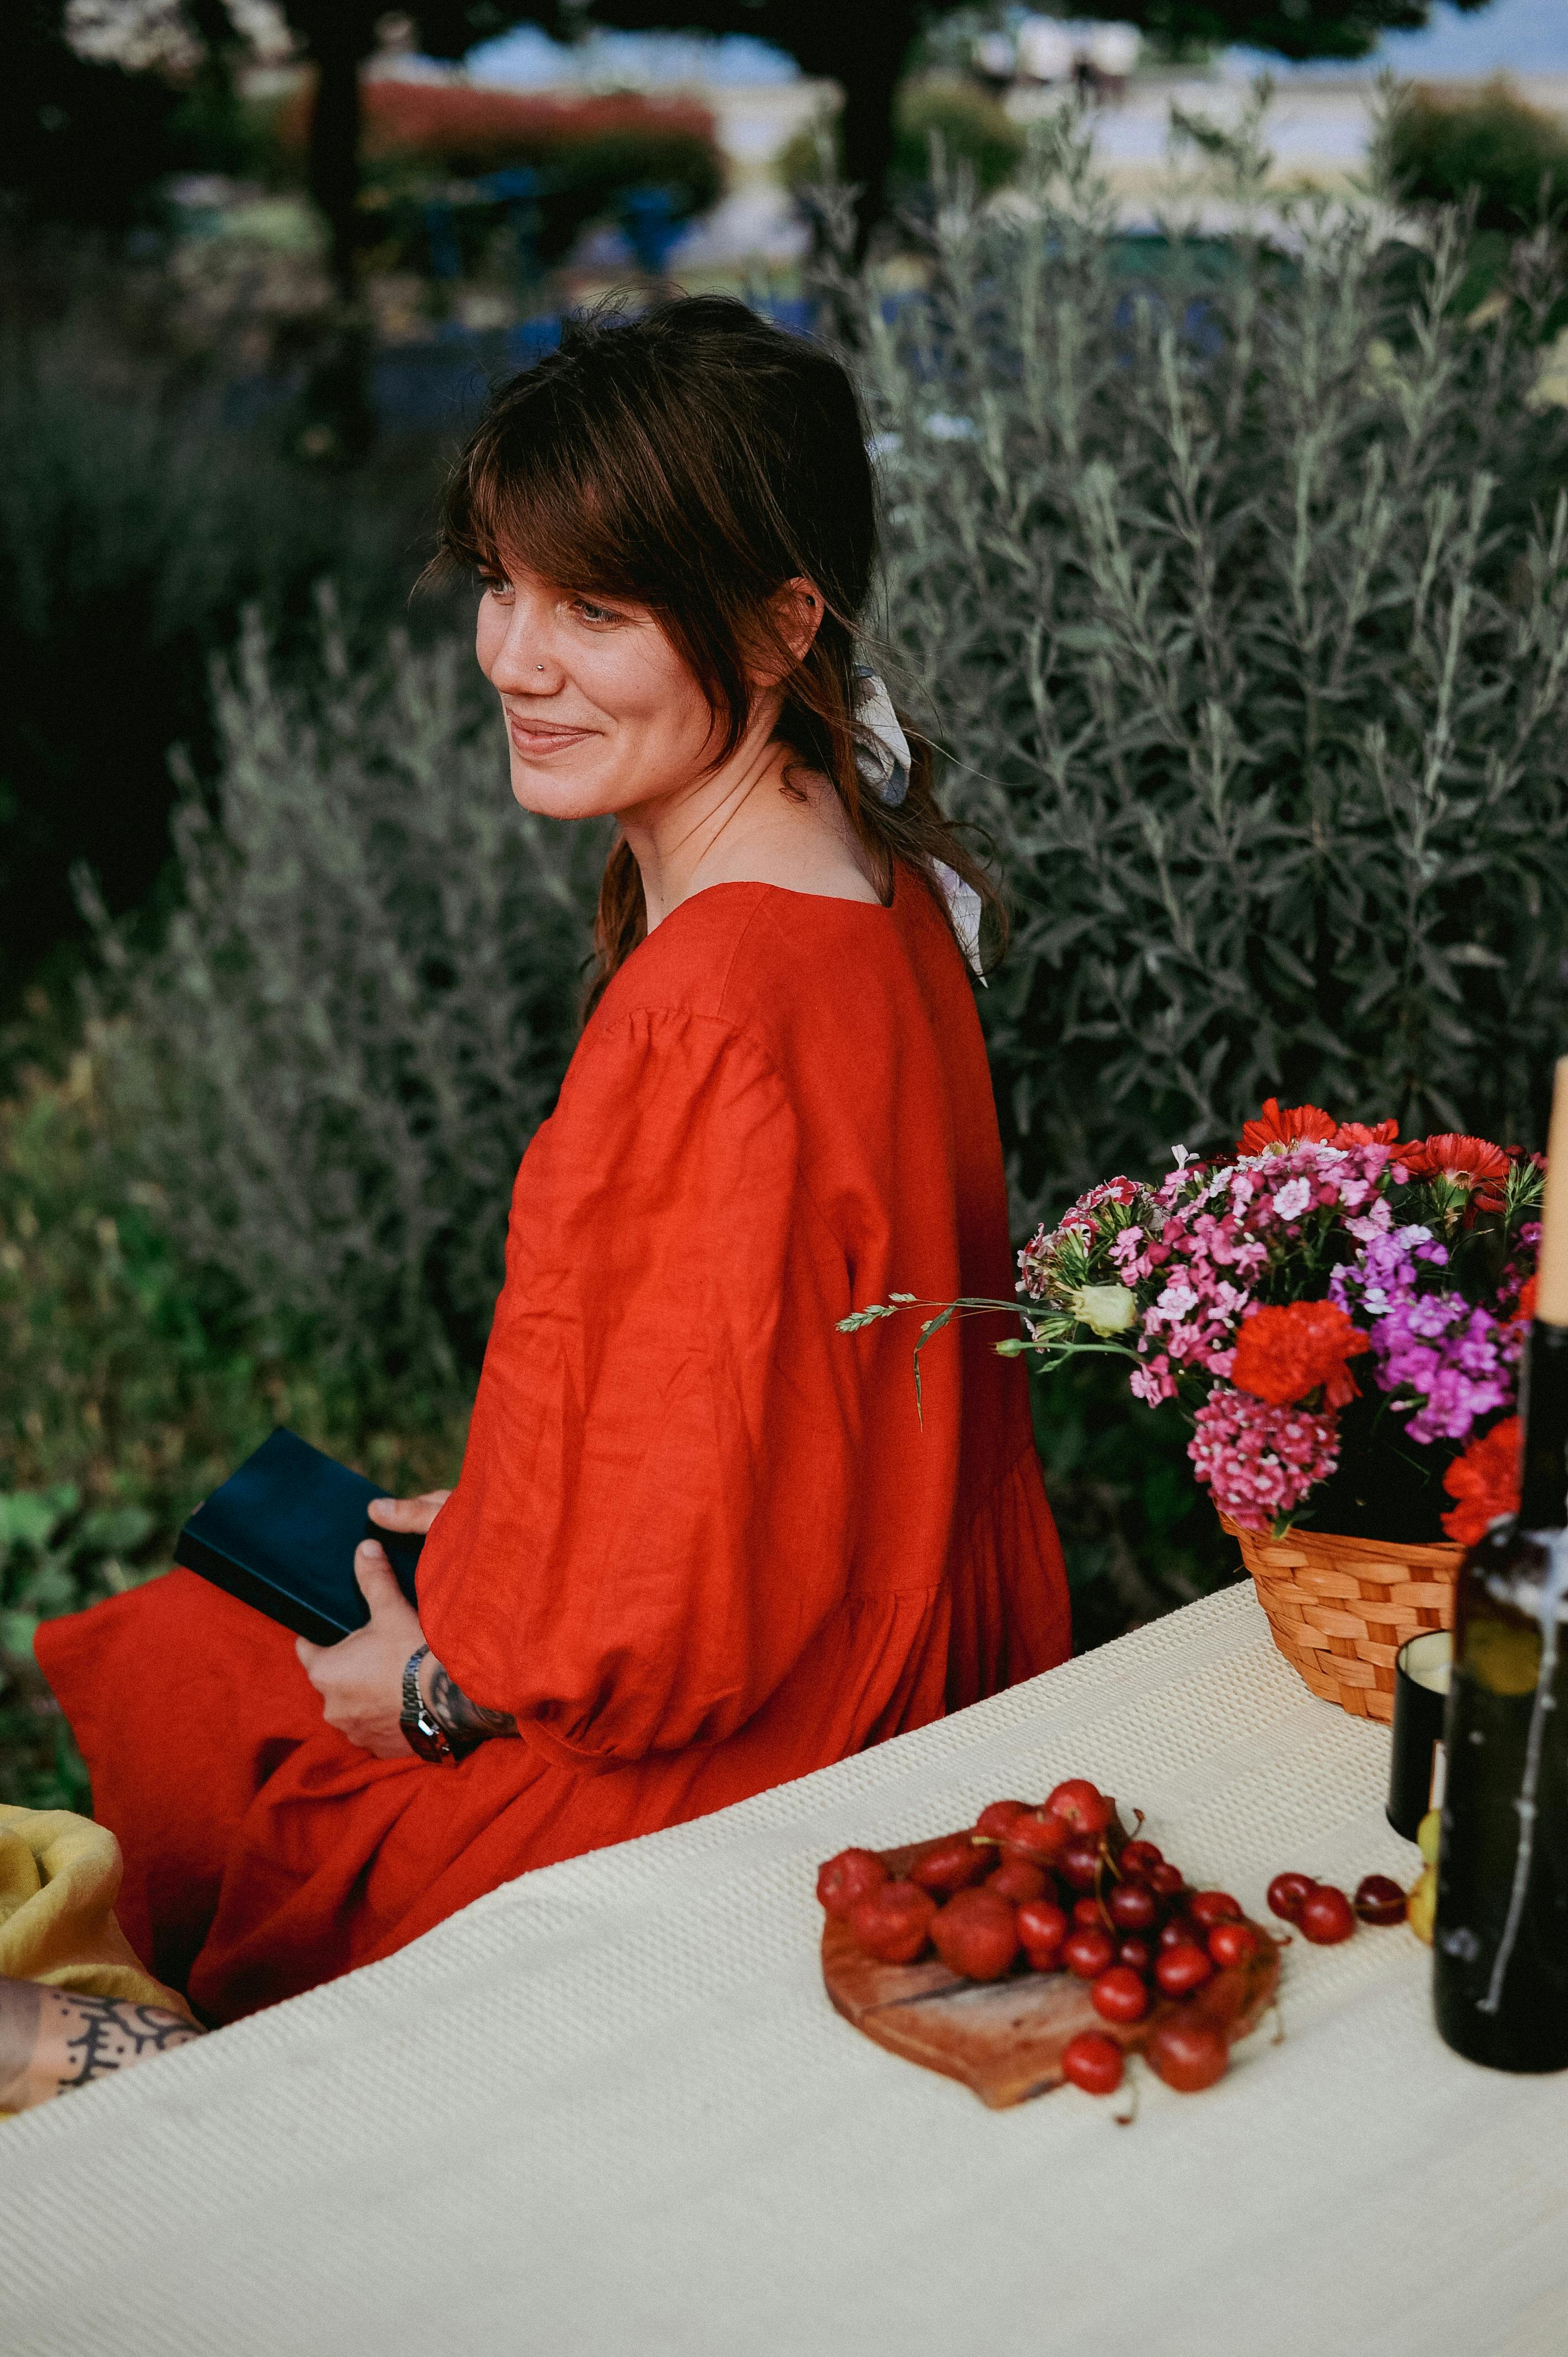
left=37, top=298, right=1070, bottom=2025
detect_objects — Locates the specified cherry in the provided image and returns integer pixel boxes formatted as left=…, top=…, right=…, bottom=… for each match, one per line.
left=1091, top=1965, right=1151, bottom=2024
left=1073, top=1895, right=1107, bottom=1931
left=988, top=1858, right=1051, bottom=1906
left=1045, top=1779, right=1114, bottom=1837
left=1298, top=1883, right=1356, bottom=1946
left=1116, top=1936, right=1154, bottom=1976
left=1206, top=1921, right=1262, bottom=1970
left=931, top=1886, right=1020, bottom=1982
left=1016, top=1898, right=1069, bottom=1968
left=1064, top=1924, right=1117, bottom=1980
left=1188, top=1890, right=1242, bottom=1931
left=1147, top=1861, right=1186, bottom=1900
left=1197, top=1965, right=1252, bottom=2026
left=1120, top=1839, right=1164, bottom=1879
left=1148, top=2015, right=1229, bottom=2093
left=1267, top=1871, right=1314, bottom=1923
left=1154, top=1942, right=1214, bottom=1998
left=910, top=1835, right=992, bottom=1898
left=1004, top=1808, right=1072, bottom=1867
left=817, top=1847, right=886, bottom=1920
left=1354, top=1874, right=1408, bottom=1927
left=1107, top=1880, right=1158, bottom=1932
left=1158, top=1912, right=1205, bottom=1951
left=1058, top=1836, right=1103, bottom=1893
left=1061, top=2031, right=1124, bottom=2096
left=848, top=1880, right=936, bottom=1963
left=975, top=1799, right=1030, bottom=1838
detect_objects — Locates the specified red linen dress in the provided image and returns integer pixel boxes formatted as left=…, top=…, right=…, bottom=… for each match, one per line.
left=37, top=871, right=1070, bottom=2022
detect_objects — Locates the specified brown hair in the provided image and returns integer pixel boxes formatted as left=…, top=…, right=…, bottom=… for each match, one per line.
left=436, top=296, right=1003, bottom=1008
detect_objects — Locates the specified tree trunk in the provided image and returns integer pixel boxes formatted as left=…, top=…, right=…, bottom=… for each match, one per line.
left=285, top=2, right=378, bottom=462
left=821, top=4, right=919, bottom=260
left=306, top=17, right=365, bottom=307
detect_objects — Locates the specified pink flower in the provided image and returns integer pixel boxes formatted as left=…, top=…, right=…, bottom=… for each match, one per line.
left=1187, top=1385, right=1341, bottom=1533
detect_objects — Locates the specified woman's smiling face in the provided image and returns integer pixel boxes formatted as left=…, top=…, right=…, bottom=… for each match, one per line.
left=476, top=564, right=742, bottom=822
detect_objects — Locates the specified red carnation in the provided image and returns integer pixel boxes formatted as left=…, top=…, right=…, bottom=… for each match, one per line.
left=1401, top=1133, right=1511, bottom=1211
left=1230, top=1300, right=1370, bottom=1409
left=1237, top=1099, right=1338, bottom=1155
left=1332, top=1118, right=1404, bottom=1149
left=1442, top=1417, right=1521, bottom=1547
left=1516, top=1274, right=1538, bottom=1326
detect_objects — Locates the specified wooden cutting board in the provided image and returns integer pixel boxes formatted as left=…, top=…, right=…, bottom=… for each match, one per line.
left=822, top=1831, right=1281, bottom=2109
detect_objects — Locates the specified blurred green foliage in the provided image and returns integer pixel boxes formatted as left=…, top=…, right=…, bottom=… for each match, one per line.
left=0, top=1038, right=468, bottom=1805
left=1389, top=78, right=1568, bottom=234
left=0, top=353, right=457, bottom=1016
left=1030, top=1358, right=1240, bottom=1653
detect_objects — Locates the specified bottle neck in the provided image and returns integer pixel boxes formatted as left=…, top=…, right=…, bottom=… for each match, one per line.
left=1519, top=1320, right=1568, bottom=1533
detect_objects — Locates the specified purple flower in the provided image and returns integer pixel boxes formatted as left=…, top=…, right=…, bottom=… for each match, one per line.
left=1330, top=1222, right=1519, bottom=1446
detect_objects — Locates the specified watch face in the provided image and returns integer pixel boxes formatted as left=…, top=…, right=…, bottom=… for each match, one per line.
left=402, top=1706, right=450, bottom=1763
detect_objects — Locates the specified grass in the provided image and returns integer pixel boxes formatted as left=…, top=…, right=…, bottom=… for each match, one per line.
left=0, top=1025, right=468, bottom=1807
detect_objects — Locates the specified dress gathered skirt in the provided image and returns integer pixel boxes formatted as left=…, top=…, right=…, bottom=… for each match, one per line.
left=38, top=870, right=1071, bottom=2021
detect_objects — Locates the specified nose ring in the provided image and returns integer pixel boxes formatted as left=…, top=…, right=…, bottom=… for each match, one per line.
left=536, top=663, right=544, bottom=672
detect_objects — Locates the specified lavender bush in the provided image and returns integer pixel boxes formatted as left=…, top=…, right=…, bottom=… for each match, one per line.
left=87, top=596, right=604, bottom=1399
left=839, top=107, right=1568, bottom=1224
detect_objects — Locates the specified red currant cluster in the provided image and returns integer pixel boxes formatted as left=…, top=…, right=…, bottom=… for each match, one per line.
left=817, top=1779, right=1272, bottom=2099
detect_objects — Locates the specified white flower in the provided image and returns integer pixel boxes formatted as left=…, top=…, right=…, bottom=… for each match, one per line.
left=1068, top=1283, right=1139, bottom=1336
left=1273, top=1177, right=1312, bottom=1220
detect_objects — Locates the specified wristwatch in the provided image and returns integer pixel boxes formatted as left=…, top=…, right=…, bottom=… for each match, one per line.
left=400, top=1644, right=457, bottom=1765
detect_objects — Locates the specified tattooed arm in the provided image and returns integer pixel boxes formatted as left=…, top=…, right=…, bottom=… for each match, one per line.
left=420, top=1653, right=518, bottom=1749
left=0, top=1978, right=203, bottom=2112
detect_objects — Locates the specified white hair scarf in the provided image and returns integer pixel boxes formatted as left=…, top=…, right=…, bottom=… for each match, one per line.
left=853, top=667, right=984, bottom=981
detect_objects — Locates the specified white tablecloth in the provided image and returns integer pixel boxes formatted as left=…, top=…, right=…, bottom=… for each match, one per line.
left=4, top=1583, right=1565, bottom=2357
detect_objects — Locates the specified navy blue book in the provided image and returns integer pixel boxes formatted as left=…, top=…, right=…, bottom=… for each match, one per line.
left=175, top=1427, right=425, bottom=1646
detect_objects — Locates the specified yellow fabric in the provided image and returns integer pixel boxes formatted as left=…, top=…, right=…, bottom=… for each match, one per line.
left=0, top=1803, right=195, bottom=2116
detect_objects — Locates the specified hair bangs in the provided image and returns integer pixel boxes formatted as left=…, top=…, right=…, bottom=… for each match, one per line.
left=444, top=403, right=644, bottom=608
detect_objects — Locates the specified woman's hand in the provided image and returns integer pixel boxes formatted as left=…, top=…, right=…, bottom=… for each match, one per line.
left=367, top=1489, right=452, bottom=1538
left=0, top=1979, right=202, bottom=2111
left=296, top=1542, right=424, bottom=1759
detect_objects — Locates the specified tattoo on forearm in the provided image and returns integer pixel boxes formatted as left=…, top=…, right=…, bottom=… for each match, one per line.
left=0, top=1979, right=202, bottom=2111
left=56, top=1996, right=203, bottom=2090
left=425, top=1656, right=517, bottom=1747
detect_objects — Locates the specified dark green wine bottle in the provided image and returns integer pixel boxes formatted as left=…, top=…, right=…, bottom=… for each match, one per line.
left=1433, top=1280, right=1568, bottom=2070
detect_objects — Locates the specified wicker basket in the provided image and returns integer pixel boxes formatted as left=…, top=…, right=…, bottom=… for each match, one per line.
left=1220, top=1516, right=1463, bottom=1722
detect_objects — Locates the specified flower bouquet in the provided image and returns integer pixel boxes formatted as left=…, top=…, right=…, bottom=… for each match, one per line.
left=844, top=1100, right=1544, bottom=1718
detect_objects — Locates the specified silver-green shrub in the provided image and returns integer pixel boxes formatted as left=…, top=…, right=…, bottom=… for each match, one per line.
left=92, top=598, right=604, bottom=1394
left=850, top=115, right=1568, bottom=1217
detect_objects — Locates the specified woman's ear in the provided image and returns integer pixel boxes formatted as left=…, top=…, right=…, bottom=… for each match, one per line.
left=769, top=577, right=826, bottom=668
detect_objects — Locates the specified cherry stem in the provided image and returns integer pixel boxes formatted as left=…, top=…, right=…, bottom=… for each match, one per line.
left=1113, top=2062, right=1141, bottom=2127
left=1271, top=2000, right=1286, bottom=2047
left=1094, top=1835, right=1120, bottom=1927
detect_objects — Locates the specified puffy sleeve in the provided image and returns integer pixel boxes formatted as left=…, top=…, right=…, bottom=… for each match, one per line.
left=415, top=1006, right=861, bottom=1771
